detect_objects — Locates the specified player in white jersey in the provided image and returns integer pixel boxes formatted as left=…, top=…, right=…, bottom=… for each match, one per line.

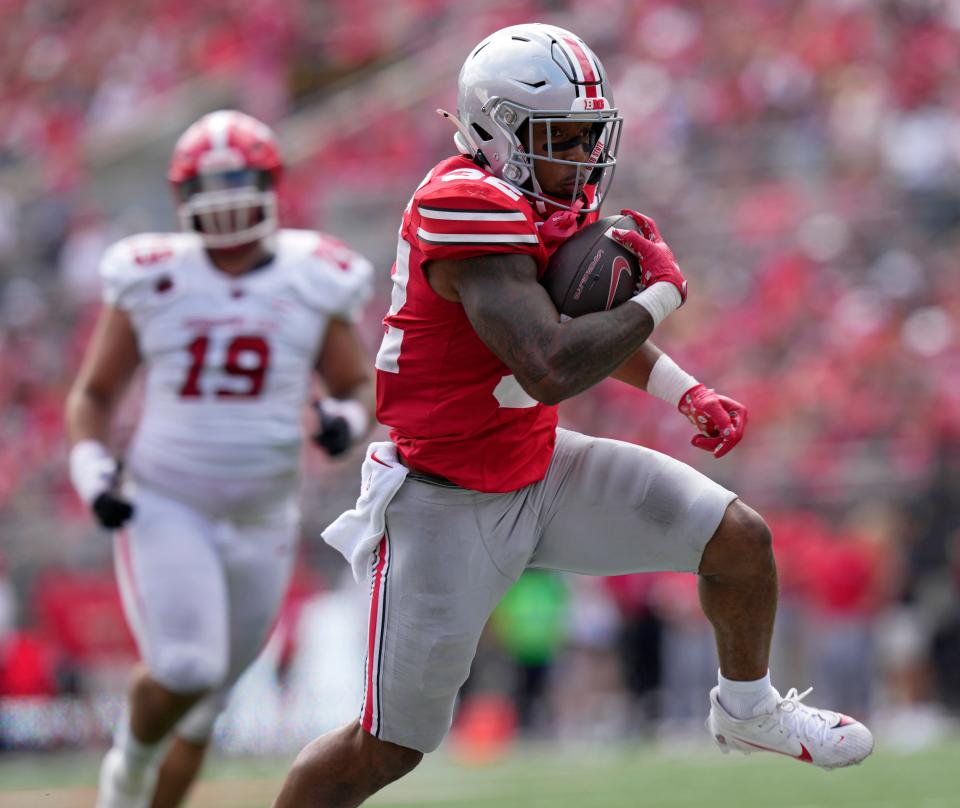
left=65, top=110, right=375, bottom=808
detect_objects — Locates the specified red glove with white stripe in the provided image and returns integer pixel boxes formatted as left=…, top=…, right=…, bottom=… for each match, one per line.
left=678, top=384, right=748, bottom=458
left=611, top=209, right=688, bottom=305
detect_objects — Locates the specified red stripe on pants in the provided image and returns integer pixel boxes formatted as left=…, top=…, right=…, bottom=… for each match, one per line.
left=361, top=535, right=388, bottom=733
left=116, top=527, right=146, bottom=635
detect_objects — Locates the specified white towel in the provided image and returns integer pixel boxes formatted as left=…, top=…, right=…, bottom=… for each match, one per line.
left=322, top=441, right=409, bottom=582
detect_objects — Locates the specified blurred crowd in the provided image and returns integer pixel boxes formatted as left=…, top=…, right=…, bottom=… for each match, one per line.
left=2, top=0, right=960, bottom=750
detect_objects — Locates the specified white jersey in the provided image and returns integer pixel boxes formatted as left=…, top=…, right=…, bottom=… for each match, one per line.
left=100, top=229, right=373, bottom=483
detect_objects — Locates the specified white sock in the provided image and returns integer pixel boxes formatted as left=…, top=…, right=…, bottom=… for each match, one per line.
left=117, top=726, right=164, bottom=779
left=717, top=670, right=779, bottom=719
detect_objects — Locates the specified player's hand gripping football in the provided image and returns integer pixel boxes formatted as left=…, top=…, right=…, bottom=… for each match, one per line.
left=678, top=384, right=748, bottom=458
left=611, top=209, right=688, bottom=304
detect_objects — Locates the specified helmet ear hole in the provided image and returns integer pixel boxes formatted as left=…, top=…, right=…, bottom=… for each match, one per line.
left=472, top=124, right=494, bottom=142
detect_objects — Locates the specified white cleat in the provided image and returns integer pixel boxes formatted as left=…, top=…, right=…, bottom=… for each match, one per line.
left=707, top=686, right=875, bottom=770
left=95, top=748, right=157, bottom=808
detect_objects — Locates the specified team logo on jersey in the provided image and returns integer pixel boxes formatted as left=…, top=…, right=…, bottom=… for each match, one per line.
left=135, top=246, right=174, bottom=267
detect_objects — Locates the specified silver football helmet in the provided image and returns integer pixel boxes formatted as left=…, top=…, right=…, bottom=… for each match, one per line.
left=448, top=23, right=622, bottom=212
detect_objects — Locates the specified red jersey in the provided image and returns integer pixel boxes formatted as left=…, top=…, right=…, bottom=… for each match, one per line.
left=375, top=156, right=597, bottom=493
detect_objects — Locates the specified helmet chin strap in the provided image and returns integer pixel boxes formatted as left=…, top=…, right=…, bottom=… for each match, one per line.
left=530, top=179, right=547, bottom=216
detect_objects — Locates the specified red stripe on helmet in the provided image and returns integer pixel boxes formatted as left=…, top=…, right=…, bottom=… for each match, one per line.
left=168, top=122, right=213, bottom=183
left=562, top=36, right=598, bottom=98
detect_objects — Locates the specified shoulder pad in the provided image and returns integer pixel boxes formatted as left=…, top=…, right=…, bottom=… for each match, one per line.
left=281, top=230, right=374, bottom=322
left=414, top=167, right=540, bottom=260
left=99, top=233, right=194, bottom=310
left=417, top=165, right=534, bottom=214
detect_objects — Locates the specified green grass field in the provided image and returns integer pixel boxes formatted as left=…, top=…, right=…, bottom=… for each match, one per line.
left=1, top=737, right=957, bottom=808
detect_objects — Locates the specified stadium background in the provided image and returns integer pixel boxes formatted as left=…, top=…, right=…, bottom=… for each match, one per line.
left=1, top=0, right=960, bottom=804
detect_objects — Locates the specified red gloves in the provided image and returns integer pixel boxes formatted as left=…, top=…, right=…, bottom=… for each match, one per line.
left=678, top=383, right=748, bottom=458
left=610, top=209, right=687, bottom=304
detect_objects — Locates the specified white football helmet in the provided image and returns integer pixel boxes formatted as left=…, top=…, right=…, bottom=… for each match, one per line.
left=449, top=23, right=622, bottom=212
left=168, top=110, right=283, bottom=249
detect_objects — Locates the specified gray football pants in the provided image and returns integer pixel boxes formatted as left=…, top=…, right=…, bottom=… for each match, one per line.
left=360, top=428, right=737, bottom=752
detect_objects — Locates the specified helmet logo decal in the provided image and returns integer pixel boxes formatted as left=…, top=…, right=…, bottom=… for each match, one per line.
left=571, top=96, right=608, bottom=112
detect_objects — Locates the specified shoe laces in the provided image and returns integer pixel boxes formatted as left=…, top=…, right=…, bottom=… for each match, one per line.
left=762, top=687, right=831, bottom=746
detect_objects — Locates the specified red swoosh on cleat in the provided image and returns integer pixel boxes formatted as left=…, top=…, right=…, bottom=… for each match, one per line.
left=738, top=738, right=813, bottom=763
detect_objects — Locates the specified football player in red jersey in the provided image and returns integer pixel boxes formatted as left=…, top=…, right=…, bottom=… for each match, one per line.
left=273, top=23, right=874, bottom=808
left=66, top=110, right=375, bottom=808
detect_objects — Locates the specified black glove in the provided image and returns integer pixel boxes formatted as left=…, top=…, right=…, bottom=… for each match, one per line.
left=313, top=406, right=352, bottom=457
left=92, top=491, right=135, bottom=529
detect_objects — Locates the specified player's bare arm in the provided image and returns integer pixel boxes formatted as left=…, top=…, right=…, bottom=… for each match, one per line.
left=66, top=305, right=141, bottom=445
left=65, top=304, right=140, bottom=529
left=315, top=318, right=374, bottom=407
left=431, top=252, right=657, bottom=405
left=611, top=342, right=663, bottom=390
left=313, top=318, right=375, bottom=456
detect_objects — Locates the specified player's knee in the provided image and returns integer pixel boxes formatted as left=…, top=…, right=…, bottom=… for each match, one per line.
left=288, top=722, right=422, bottom=797
left=151, top=645, right=226, bottom=694
left=176, top=690, right=228, bottom=743
left=736, top=502, right=772, bottom=556
left=702, top=500, right=774, bottom=578
left=360, top=731, right=423, bottom=790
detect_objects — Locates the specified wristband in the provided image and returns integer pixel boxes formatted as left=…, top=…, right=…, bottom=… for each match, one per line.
left=69, top=440, right=118, bottom=504
left=646, top=354, right=699, bottom=407
left=318, top=398, right=370, bottom=442
left=630, top=282, right=682, bottom=328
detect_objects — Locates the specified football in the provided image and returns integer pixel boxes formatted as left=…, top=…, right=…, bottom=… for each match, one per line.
left=541, top=214, right=642, bottom=318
